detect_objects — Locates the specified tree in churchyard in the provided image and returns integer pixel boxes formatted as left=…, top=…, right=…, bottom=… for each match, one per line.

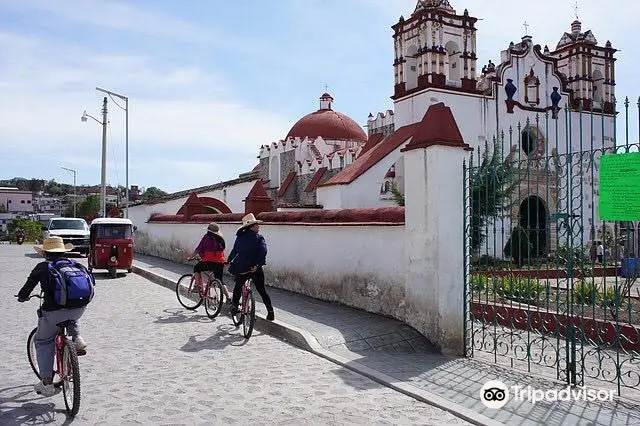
left=469, top=141, right=516, bottom=259
left=142, top=186, right=168, bottom=199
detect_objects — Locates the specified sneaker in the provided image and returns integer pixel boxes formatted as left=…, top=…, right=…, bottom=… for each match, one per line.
left=34, top=381, right=56, bottom=397
left=230, top=305, right=238, bottom=317
left=74, top=336, right=87, bottom=356
left=266, top=311, right=275, bottom=321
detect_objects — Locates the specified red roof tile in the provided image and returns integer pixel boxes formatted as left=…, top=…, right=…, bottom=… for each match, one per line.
left=402, top=102, right=470, bottom=152
left=277, top=171, right=297, bottom=197
left=359, top=132, right=384, bottom=156
left=319, top=123, right=419, bottom=187
left=245, top=180, right=271, bottom=200
left=304, top=167, right=327, bottom=192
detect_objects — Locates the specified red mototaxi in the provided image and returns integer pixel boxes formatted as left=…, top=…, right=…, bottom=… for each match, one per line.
left=88, top=218, right=134, bottom=278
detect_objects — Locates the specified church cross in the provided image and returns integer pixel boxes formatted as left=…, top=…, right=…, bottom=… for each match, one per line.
left=523, top=21, right=530, bottom=35
left=323, top=83, right=329, bottom=92
left=573, top=1, right=580, bottom=19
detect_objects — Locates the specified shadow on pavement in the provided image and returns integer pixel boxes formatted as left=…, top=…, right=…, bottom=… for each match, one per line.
left=0, top=385, right=72, bottom=425
left=180, top=326, right=252, bottom=352
left=154, top=308, right=218, bottom=325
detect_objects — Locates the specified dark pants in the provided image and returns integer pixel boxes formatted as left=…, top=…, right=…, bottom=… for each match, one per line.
left=232, top=266, right=273, bottom=312
left=194, top=261, right=224, bottom=282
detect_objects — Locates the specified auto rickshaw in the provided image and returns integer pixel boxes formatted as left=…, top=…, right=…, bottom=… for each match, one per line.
left=88, top=218, right=134, bottom=278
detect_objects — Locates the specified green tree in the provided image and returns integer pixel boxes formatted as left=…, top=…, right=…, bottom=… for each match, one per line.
left=142, top=186, right=168, bottom=199
left=469, top=141, right=514, bottom=254
left=8, top=217, right=43, bottom=242
left=77, top=195, right=100, bottom=220
left=390, top=182, right=405, bottom=207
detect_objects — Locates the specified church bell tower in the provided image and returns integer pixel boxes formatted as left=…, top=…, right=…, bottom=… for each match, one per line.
left=392, top=0, right=479, bottom=99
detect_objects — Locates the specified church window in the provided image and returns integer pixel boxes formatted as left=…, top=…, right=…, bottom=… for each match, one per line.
left=524, top=69, right=540, bottom=105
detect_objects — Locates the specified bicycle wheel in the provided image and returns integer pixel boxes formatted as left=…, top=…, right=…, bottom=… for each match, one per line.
left=242, top=290, right=256, bottom=339
left=27, top=327, right=40, bottom=379
left=204, top=278, right=224, bottom=319
left=61, top=341, right=81, bottom=417
left=176, top=274, right=202, bottom=310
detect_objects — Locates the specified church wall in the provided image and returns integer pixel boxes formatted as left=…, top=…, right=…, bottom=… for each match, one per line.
left=317, top=146, right=405, bottom=210
left=127, top=179, right=257, bottom=236
left=134, top=216, right=407, bottom=322
left=259, top=157, right=269, bottom=182
left=280, top=150, right=296, bottom=183
left=296, top=174, right=315, bottom=205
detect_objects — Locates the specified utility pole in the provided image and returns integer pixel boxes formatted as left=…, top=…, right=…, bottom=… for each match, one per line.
left=60, top=167, right=77, bottom=217
left=100, top=96, right=108, bottom=217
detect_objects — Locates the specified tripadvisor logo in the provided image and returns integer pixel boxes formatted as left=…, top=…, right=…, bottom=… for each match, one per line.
left=480, top=380, right=615, bottom=409
left=480, top=380, right=509, bottom=409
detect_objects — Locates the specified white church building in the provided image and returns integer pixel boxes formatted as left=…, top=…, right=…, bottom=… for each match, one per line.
left=127, top=0, right=631, bottom=354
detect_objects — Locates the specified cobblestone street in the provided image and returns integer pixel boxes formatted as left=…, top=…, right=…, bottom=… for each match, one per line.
left=0, top=245, right=469, bottom=425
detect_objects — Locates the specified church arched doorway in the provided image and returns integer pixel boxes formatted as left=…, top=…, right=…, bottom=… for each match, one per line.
left=519, top=196, right=548, bottom=258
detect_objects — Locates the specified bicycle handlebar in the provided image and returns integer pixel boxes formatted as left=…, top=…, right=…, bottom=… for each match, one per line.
left=14, top=294, right=43, bottom=300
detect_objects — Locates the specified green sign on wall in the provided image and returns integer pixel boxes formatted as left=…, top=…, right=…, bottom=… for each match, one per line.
left=599, top=152, right=640, bottom=221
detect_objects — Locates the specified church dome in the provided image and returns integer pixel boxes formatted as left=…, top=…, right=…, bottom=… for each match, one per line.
left=286, top=93, right=367, bottom=143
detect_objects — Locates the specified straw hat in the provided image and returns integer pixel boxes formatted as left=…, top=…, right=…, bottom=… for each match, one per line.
left=240, top=213, right=262, bottom=230
left=205, top=222, right=224, bottom=238
left=34, top=236, right=73, bottom=254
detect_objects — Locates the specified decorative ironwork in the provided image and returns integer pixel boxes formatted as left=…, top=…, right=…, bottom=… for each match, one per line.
left=463, top=97, right=640, bottom=397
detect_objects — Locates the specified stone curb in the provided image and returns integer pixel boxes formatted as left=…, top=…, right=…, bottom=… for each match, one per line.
left=132, top=265, right=503, bottom=426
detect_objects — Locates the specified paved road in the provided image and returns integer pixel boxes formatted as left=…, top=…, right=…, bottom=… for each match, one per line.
left=0, top=245, right=469, bottom=425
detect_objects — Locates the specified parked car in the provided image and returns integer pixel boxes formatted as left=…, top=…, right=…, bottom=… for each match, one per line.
left=44, top=218, right=90, bottom=256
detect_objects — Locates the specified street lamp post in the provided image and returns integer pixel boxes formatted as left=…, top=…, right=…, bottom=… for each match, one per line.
left=60, top=167, right=77, bottom=217
left=82, top=97, right=108, bottom=217
left=96, top=87, right=129, bottom=218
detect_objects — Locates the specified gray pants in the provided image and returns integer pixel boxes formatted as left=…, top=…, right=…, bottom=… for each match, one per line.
left=35, top=307, right=86, bottom=379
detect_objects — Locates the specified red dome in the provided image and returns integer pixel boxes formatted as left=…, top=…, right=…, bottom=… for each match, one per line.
left=286, top=109, right=367, bottom=142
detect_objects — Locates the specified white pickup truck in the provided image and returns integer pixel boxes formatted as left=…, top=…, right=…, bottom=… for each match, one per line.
left=43, top=217, right=90, bottom=256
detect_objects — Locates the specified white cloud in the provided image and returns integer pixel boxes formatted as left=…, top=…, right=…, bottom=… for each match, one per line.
left=0, top=27, right=293, bottom=192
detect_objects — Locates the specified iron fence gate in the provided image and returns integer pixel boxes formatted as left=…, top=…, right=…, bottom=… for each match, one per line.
left=463, top=98, right=640, bottom=398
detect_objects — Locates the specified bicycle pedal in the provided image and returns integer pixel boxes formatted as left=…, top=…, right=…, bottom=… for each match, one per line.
left=77, top=349, right=87, bottom=356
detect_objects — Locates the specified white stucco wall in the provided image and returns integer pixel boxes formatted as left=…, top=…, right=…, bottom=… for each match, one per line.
left=134, top=221, right=407, bottom=317
left=264, top=224, right=405, bottom=281
left=316, top=145, right=407, bottom=210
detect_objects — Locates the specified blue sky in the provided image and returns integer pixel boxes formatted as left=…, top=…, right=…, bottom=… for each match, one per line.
left=1, top=0, right=638, bottom=193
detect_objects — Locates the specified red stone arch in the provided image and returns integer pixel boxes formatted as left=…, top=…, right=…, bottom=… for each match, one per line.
left=176, top=193, right=232, bottom=218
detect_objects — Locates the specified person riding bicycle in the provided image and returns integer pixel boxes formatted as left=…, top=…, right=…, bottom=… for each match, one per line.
left=187, top=223, right=230, bottom=300
left=16, top=236, right=88, bottom=397
left=228, top=213, right=274, bottom=321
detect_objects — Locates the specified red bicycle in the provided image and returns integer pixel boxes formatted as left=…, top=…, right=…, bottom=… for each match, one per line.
left=231, top=272, right=256, bottom=339
left=175, top=258, right=226, bottom=319
left=17, top=294, right=81, bottom=417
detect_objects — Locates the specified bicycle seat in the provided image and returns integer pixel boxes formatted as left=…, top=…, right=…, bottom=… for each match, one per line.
left=56, top=320, right=76, bottom=328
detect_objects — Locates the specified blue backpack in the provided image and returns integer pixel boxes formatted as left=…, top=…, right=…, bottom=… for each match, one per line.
left=48, top=259, right=95, bottom=308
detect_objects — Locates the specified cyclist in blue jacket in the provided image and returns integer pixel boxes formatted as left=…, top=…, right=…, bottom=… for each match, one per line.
left=228, top=213, right=274, bottom=321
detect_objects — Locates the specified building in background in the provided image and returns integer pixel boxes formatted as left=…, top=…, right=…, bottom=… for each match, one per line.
left=0, top=187, right=34, bottom=214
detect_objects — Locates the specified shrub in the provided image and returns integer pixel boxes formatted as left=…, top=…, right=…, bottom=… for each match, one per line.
left=495, top=274, right=544, bottom=304
left=600, top=287, right=624, bottom=310
left=470, top=273, right=488, bottom=292
left=573, top=281, right=599, bottom=306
